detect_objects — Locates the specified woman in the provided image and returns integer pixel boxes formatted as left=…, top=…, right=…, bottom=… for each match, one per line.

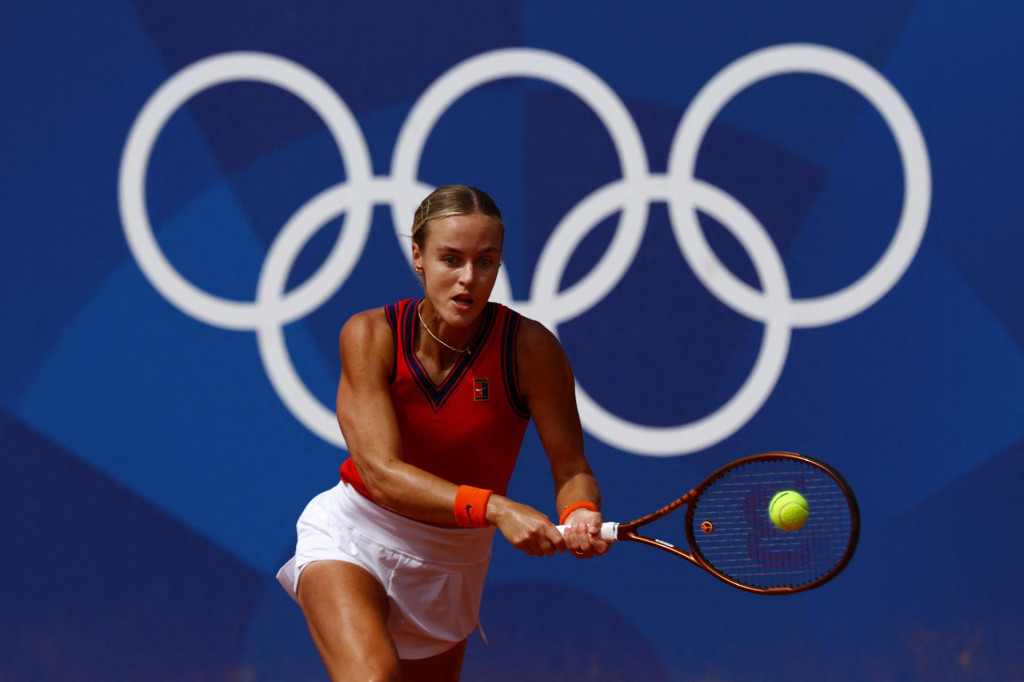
left=278, top=185, right=609, bottom=681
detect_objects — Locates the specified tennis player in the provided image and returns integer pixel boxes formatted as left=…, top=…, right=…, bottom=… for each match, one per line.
left=278, top=184, right=609, bottom=681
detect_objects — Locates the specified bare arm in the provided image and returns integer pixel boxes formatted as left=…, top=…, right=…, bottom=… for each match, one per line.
left=335, top=309, right=459, bottom=525
left=514, top=318, right=610, bottom=557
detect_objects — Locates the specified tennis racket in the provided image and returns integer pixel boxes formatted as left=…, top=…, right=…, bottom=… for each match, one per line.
left=559, top=452, right=859, bottom=594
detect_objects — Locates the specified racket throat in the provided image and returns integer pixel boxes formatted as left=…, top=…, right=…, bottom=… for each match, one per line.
left=629, top=533, right=698, bottom=565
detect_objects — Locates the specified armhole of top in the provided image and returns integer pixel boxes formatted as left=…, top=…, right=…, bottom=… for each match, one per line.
left=501, top=309, right=530, bottom=419
left=383, top=301, right=404, bottom=384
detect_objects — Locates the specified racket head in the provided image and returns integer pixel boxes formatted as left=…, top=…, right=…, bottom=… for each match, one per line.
left=684, top=452, right=860, bottom=594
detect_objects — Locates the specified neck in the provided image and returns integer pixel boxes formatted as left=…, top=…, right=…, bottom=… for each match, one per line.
left=417, top=301, right=474, bottom=355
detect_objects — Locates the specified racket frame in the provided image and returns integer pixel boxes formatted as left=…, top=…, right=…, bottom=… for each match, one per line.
left=613, top=452, right=860, bottom=595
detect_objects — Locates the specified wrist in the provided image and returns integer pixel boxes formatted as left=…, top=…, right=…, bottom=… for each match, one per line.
left=454, top=485, right=492, bottom=528
left=559, top=500, right=599, bottom=525
left=483, top=493, right=510, bottom=527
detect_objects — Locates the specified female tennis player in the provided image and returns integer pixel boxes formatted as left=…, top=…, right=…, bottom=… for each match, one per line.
left=277, top=185, right=610, bottom=681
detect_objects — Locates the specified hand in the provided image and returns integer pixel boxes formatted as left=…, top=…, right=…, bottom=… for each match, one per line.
left=562, top=508, right=611, bottom=559
left=486, top=495, right=566, bottom=557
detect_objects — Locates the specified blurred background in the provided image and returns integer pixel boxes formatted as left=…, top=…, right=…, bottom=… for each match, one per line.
left=2, top=1, right=1022, bottom=680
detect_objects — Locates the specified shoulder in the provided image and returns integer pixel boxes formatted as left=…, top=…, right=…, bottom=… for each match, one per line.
left=514, top=314, right=563, bottom=358
left=513, top=313, right=573, bottom=393
left=339, top=305, right=397, bottom=370
left=341, top=306, right=390, bottom=342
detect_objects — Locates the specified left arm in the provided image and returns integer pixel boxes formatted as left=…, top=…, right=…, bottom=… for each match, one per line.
left=516, top=317, right=610, bottom=558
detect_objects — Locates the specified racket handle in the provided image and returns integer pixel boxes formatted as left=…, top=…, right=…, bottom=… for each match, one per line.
left=555, top=521, right=619, bottom=542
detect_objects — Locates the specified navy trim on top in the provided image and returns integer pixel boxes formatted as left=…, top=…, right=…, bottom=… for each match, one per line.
left=384, top=302, right=400, bottom=383
left=501, top=309, right=530, bottom=419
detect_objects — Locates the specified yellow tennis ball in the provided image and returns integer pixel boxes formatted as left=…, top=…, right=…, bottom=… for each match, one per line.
left=769, top=490, right=809, bottom=531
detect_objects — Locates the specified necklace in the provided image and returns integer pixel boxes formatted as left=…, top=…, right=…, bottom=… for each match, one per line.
left=417, top=302, right=472, bottom=355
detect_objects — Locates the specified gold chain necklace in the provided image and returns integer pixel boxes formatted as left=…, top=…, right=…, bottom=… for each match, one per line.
left=417, top=302, right=472, bottom=355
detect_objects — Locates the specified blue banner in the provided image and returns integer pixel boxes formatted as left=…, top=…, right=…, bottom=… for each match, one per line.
left=3, top=0, right=1022, bottom=679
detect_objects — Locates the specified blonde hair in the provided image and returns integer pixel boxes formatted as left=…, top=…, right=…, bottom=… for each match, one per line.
left=411, top=185, right=504, bottom=250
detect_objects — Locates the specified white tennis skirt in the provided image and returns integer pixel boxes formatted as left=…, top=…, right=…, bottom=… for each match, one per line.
left=277, top=481, right=495, bottom=659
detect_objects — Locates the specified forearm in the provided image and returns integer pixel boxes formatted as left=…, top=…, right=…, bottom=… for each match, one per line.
left=554, top=470, right=602, bottom=519
left=364, top=458, right=558, bottom=543
left=350, top=453, right=462, bottom=525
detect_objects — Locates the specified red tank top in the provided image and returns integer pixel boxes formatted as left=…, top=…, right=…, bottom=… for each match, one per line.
left=339, top=299, right=531, bottom=502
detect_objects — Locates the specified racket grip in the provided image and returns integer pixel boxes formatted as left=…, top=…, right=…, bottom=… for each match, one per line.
left=555, top=521, right=619, bottom=542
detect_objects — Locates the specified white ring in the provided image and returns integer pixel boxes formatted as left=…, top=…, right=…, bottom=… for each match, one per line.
left=667, top=43, right=931, bottom=327
left=551, top=178, right=792, bottom=455
left=390, top=48, right=650, bottom=309
left=118, top=52, right=373, bottom=330
left=255, top=178, right=431, bottom=446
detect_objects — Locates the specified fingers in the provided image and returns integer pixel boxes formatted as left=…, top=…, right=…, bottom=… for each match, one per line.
left=515, top=524, right=564, bottom=557
left=493, top=499, right=566, bottom=557
left=542, top=524, right=568, bottom=557
left=563, top=511, right=611, bottom=559
left=563, top=520, right=598, bottom=558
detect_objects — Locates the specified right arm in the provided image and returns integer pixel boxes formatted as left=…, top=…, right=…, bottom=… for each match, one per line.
left=335, top=309, right=459, bottom=525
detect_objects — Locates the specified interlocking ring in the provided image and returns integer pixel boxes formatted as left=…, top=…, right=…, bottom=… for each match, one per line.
left=118, top=44, right=930, bottom=456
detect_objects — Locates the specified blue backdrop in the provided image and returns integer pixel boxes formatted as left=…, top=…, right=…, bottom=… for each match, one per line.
left=3, top=1, right=1022, bottom=679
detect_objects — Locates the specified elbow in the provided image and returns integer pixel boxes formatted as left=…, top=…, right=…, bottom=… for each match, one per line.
left=356, top=461, right=405, bottom=510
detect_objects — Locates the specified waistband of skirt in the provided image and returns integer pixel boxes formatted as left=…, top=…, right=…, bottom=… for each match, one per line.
left=333, top=481, right=496, bottom=564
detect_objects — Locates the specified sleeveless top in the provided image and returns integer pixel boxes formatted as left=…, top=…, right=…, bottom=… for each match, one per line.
left=339, top=298, right=531, bottom=506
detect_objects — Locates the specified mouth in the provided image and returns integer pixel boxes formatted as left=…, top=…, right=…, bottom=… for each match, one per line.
left=451, top=294, right=474, bottom=311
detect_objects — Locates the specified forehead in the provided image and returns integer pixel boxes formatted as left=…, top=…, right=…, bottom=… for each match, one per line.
left=423, top=213, right=504, bottom=251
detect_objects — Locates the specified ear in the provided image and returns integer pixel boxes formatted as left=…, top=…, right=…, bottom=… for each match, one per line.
left=411, top=241, right=424, bottom=275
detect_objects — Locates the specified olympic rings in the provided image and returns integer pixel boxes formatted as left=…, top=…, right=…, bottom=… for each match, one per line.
left=118, top=44, right=930, bottom=456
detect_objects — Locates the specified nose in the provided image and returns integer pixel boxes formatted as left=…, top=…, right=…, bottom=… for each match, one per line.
left=458, top=262, right=477, bottom=287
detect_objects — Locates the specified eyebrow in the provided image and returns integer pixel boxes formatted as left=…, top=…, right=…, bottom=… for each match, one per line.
left=434, top=245, right=502, bottom=254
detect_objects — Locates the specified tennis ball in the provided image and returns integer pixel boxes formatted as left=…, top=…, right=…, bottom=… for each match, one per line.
left=769, top=490, right=809, bottom=531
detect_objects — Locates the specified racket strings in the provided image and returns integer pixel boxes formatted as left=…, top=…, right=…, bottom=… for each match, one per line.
left=689, top=459, right=855, bottom=590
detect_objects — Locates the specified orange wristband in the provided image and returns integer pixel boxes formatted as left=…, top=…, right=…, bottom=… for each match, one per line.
left=559, top=500, right=599, bottom=525
left=454, top=485, right=492, bottom=528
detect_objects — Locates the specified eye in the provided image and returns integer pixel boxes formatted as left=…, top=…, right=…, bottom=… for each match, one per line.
left=442, top=255, right=459, bottom=266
